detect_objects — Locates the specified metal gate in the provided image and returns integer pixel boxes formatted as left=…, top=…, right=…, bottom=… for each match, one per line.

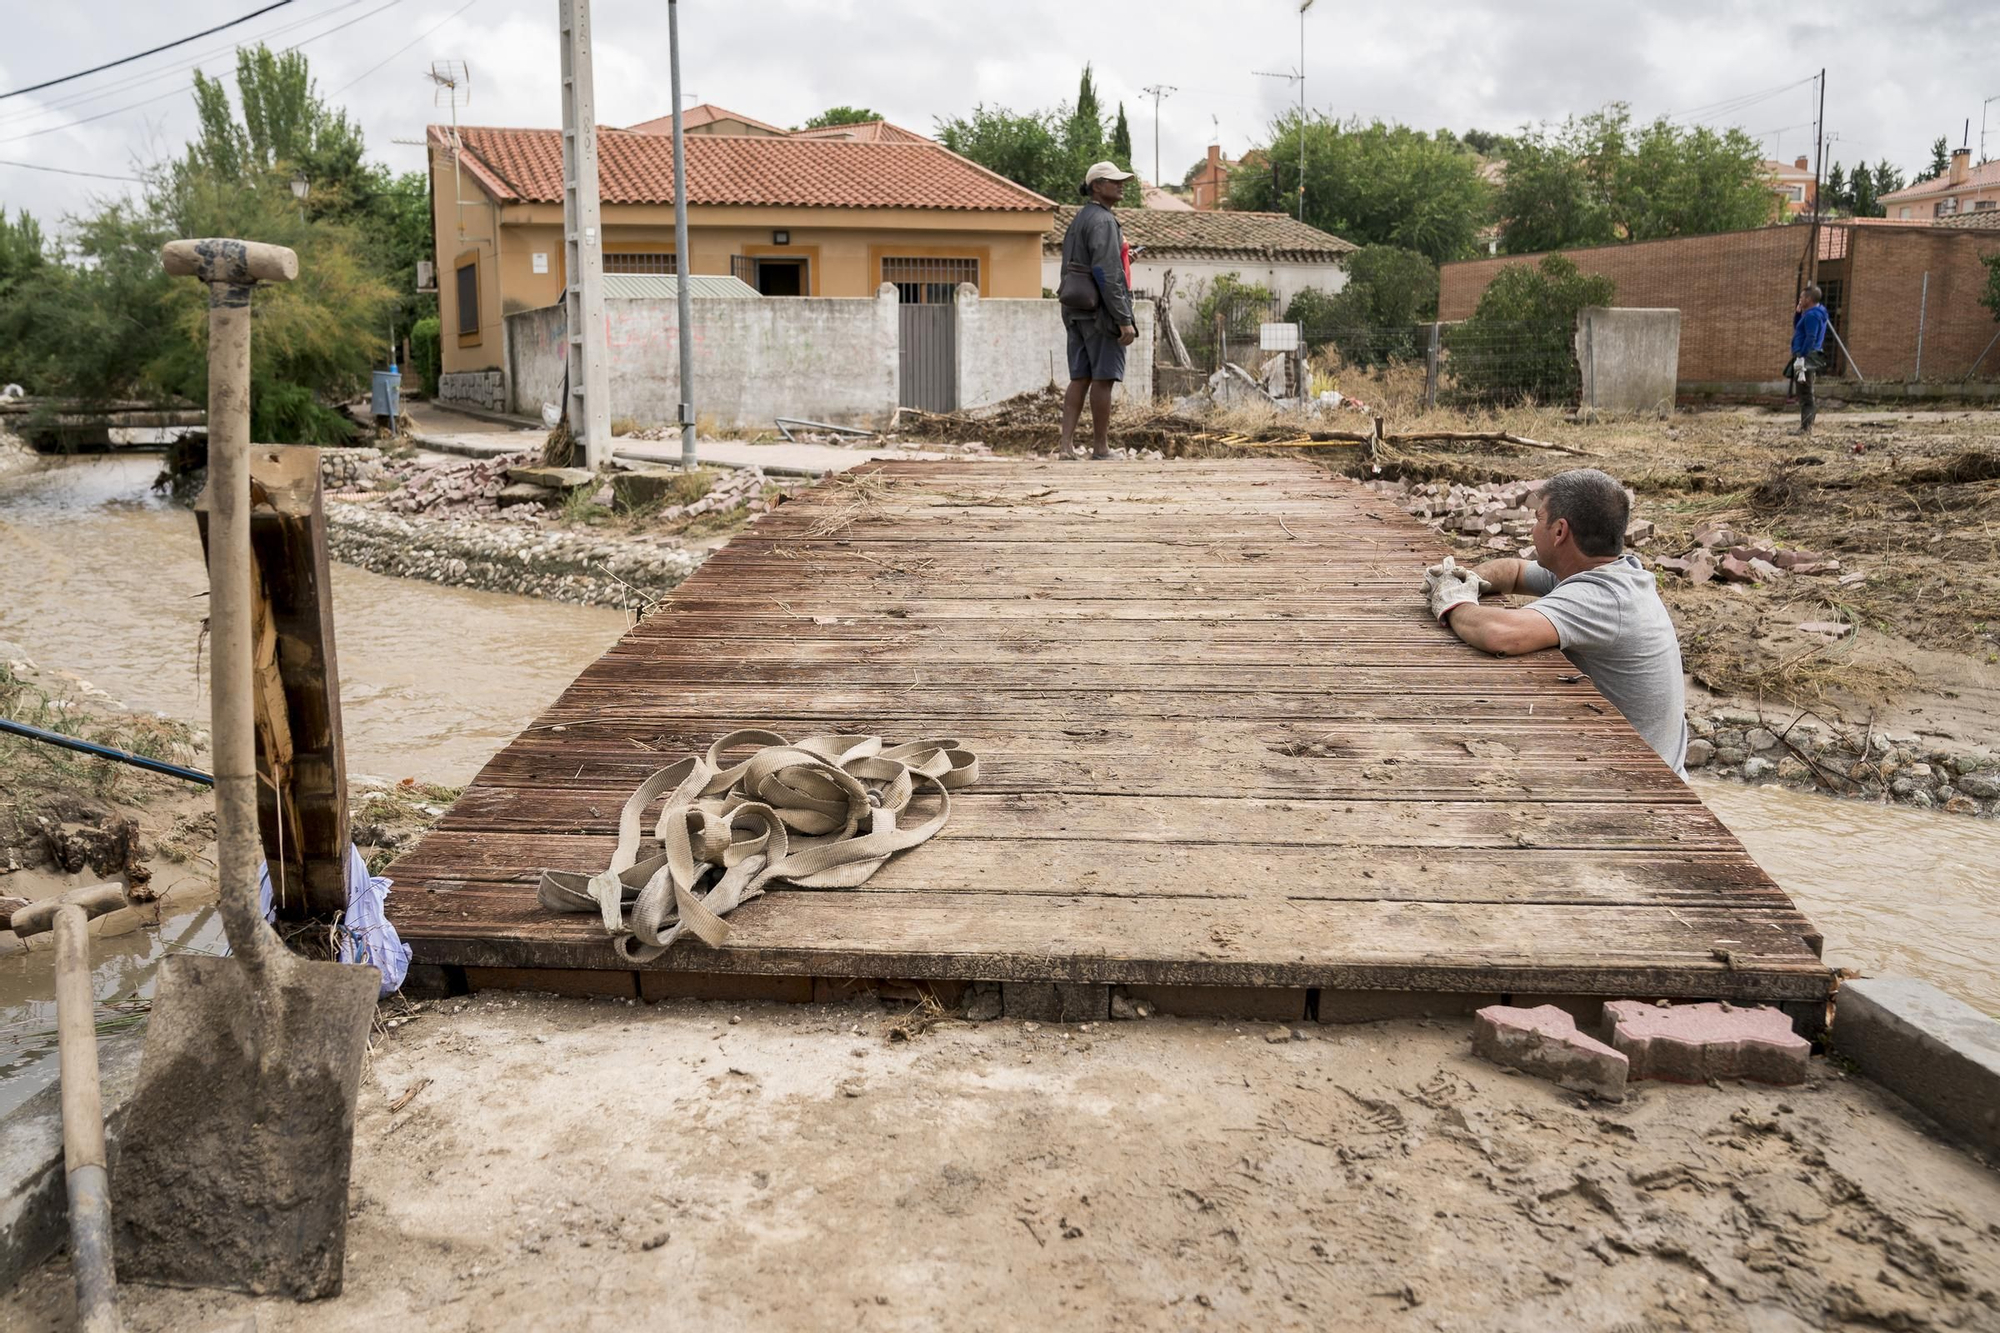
left=897, top=303, right=957, bottom=412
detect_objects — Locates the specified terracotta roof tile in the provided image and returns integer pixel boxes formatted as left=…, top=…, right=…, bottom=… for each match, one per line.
left=1044, top=205, right=1356, bottom=261
left=1880, top=158, right=2000, bottom=201
left=788, top=120, right=934, bottom=144
left=627, top=103, right=785, bottom=135
left=1935, top=208, right=2000, bottom=230
left=433, top=125, right=1053, bottom=212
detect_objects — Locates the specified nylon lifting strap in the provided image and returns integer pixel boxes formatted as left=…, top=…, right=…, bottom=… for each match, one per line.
left=538, top=730, right=979, bottom=963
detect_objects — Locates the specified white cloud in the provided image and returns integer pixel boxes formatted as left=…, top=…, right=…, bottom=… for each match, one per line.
left=2, top=0, right=1995, bottom=227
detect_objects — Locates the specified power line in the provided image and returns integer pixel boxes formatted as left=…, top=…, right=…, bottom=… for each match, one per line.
left=329, top=0, right=483, bottom=97
left=0, top=1, right=297, bottom=101
left=0, top=0, right=366, bottom=132
left=0, top=0, right=408, bottom=146
left=0, top=157, right=143, bottom=182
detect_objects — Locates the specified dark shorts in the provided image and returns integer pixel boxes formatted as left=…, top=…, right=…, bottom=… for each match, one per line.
left=1066, top=321, right=1126, bottom=383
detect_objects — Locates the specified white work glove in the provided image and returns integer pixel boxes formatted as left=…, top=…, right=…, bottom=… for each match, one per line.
left=1423, top=556, right=1494, bottom=622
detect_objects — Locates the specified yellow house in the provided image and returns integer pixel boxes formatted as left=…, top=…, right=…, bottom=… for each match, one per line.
left=428, top=117, right=1055, bottom=377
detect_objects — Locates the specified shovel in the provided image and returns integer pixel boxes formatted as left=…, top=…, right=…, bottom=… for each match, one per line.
left=113, top=239, right=380, bottom=1300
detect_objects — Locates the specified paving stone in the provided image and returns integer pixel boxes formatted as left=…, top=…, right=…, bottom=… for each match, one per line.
left=1472, top=1004, right=1627, bottom=1101
left=1601, top=1000, right=1810, bottom=1085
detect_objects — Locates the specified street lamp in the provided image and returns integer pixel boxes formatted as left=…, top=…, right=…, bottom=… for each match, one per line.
left=290, top=171, right=309, bottom=224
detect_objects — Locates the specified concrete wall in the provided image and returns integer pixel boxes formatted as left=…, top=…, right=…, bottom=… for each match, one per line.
left=1039, top=254, right=1348, bottom=335
left=507, top=287, right=901, bottom=431
left=1576, top=307, right=1681, bottom=415
left=957, top=289, right=1156, bottom=408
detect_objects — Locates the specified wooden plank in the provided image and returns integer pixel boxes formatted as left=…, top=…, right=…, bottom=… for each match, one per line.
left=196, top=444, right=349, bottom=918
left=382, top=458, right=1832, bottom=1007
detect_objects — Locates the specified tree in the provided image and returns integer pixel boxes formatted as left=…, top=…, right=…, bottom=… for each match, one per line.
left=0, top=208, right=45, bottom=295
left=1496, top=105, right=1769, bottom=251
left=1848, top=164, right=1878, bottom=219
left=802, top=105, right=881, bottom=128
left=1980, top=252, right=2000, bottom=325
left=0, top=45, right=395, bottom=442
left=1288, top=244, right=1439, bottom=367
left=1455, top=128, right=1511, bottom=156
left=1111, top=103, right=1133, bottom=168
left=1824, top=163, right=1848, bottom=214
left=1928, top=137, right=1951, bottom=180
left=935, top=65, right=1125, bottom=202
left=1445, top=253, right=1614, bottom=403
left=1872, top=160, right=1906, bottom=203
left=1225, top=115, right=1492, bottom=264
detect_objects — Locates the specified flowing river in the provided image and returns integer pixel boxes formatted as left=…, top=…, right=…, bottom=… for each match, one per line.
left=0, top=452, right=1994, bottom=1117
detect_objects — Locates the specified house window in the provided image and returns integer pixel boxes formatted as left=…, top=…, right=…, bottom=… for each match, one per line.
left=1975, top=200, right=1998, bottom=212
left=882, top=256, right=979, bottom=304
left=605, top=252, right=676, bottom=275
left=1898, top=206, right=1913, bottom=219
left=1785, top=185, right=1805, bottom=202
left=1936, top=197, right=1959, bottom=217
left=455, top=259, right=479, bottom=342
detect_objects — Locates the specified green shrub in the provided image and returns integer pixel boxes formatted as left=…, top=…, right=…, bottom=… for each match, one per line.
left=1443, top=253, right=1612, bottom=404
left=410, top=316, right=441, bottom=395
left=1289, top=245, right=1439, bottom=369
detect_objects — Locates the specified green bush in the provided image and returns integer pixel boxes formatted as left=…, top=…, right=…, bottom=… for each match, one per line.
left=1289, top=245, right=1439, bottom=369
left=411, top=316, right=441, bottom=395
left=1443, top=253, right=1613, bottom=404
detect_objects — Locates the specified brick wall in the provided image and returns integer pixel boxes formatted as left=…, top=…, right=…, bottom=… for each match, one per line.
left=1441, top=224, right=2000, bottom=385
left=1844, top=228, right=2000, bottom=379
left=1440, top=227, right=1808, bottom=382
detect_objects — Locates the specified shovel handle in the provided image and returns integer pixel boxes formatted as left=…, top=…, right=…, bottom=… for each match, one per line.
left=9, top=884, right=128, bottom=939
left=54, top=903, right=120, bottom=1333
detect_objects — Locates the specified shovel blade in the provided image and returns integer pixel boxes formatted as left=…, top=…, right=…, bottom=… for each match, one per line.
left=114, top=952, right=378, bottom=1299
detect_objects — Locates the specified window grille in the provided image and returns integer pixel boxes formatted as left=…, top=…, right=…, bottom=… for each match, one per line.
left=881, top=256, right=979, bottom=304
left=605, top=252, right=677, bottom=275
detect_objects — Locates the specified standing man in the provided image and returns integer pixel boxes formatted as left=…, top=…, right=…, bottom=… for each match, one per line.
left=1789, top=285, right=1829, bottom=435
left=1423, top=469, right=1689, bottom=777
left=1056, top=161, right=1138, bottom=460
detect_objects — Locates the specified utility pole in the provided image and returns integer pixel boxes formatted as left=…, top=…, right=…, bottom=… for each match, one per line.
left=1141, top=83, right=1176, bottom=191
left=1298, top=0, right=1313, bottom=222
left=1807, top=68, right=1825, bottom=286
left=669, top=0, right=696, bottom=470
left=558, top=0, right=611, bottom=470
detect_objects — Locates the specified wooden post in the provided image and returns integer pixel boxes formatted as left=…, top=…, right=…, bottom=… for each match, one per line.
left=195, top=445, right=350, bottom=919
left=1425, top=322, right=1441, bottom=409
left=1369, top=414, right=1384, bottom=466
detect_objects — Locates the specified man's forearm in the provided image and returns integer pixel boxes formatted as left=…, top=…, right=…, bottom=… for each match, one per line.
left=1472, top=557, right=1529, bottom=596
left=1442, top=602, right=1557, bottom=656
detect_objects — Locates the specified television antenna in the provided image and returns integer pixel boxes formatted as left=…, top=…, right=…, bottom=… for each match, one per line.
left=427, top=60, right=471, bottom=234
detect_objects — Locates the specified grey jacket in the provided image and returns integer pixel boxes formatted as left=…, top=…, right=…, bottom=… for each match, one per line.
left=1059, top=202, right=1134, bottom=333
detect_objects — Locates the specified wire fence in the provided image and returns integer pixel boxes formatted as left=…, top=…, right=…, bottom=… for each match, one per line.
left=1179, top=291, right=1583, bottom=407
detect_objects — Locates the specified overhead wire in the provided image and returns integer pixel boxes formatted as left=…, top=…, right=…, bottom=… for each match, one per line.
left=0, top=0, right=368, bottom=132
left=328, top=0, right=484, bottom=97
left=0, top=157, right=143, bottom=182
left=0, top=0, right=410, bottom=146
left=0, top=0, right=297, bottom=100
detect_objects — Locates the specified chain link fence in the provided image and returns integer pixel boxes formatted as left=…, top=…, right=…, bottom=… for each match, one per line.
left=1176, top=291, right=1584, bottom=408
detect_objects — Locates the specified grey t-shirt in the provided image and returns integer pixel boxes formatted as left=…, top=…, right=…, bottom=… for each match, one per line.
left=1522, top=555, right=1689, bottom=776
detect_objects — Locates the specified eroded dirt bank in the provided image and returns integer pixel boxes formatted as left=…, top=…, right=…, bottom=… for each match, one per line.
left=8, top=995, right=1997, bottom=1332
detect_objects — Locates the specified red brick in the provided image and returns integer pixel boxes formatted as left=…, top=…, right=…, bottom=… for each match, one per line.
left=1601, top=1000, right=1810, bottom=1085
left=1472, top=1004, right=1628, bottom=1101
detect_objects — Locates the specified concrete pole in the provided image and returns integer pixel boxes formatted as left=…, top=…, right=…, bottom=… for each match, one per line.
left=669, top=0, right=697, bottom=470
left=559, top=0, right=612, bottom=470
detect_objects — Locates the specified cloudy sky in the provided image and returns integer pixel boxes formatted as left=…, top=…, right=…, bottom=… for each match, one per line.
left=3, top=0, right=1995, bottom=228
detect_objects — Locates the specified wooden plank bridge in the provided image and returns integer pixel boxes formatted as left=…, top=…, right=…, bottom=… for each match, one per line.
left=384, top=459, right=1832, bottom=1020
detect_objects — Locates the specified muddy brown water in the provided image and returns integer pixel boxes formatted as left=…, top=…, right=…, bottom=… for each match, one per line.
left=0, top=454, right=1994, bottom=1119
left=0, top=453, right=627, bottom=1112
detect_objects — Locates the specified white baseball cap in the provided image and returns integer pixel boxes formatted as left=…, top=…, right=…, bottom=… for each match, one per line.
left=1083, top=161, right=1136, bottom=186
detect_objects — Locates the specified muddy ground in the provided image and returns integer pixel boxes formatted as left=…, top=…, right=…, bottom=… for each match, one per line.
left=7, top=995, right=1998, bottom=1332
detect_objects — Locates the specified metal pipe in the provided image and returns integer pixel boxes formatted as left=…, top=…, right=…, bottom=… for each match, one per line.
left=54, top=903, right=120, bottom=1333
left=1914, top=271, right=1929, bottom=381
left=0, top=718, right=212, bottom=785
left=1826, top=321, right=1865, bottom=382
left=668, top=0, right=697, bottom=472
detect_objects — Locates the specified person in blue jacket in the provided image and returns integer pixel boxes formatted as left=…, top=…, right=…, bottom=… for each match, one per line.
left=1790, top=285, right=1830, bottom=434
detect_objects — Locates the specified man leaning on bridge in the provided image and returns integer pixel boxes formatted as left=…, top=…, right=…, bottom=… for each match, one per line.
left=1423, top=468, right=1690, bottom=777
left=1055, top=161, right=1138, bottom=460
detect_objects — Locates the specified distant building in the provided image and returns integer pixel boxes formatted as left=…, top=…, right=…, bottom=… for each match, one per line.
left=1880, top=148, right=2000, bottom=221
left=1761, top=157, right=1817, bottom=220
left=1042, top=206, right=1354, bottom=336
left=1186, top=144, right=1266, bottom=211
left=625, top=102, right=787, bottom=137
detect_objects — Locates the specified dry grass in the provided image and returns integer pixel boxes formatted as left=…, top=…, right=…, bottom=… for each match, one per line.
left=805, top=471, right=900, bottom=538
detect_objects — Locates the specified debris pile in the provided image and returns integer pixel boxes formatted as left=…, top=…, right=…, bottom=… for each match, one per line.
left=1361, top=477, right=1566, bottom=557
left=1685, top=707, right=1998, bottom=815
left=318, top=446, right=387, bottom=495
left=382, top=452, right=544, bottom=521
left=610, top=464, right=777, bottom=521
left=1653, top=522, right=1858, bottom=587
